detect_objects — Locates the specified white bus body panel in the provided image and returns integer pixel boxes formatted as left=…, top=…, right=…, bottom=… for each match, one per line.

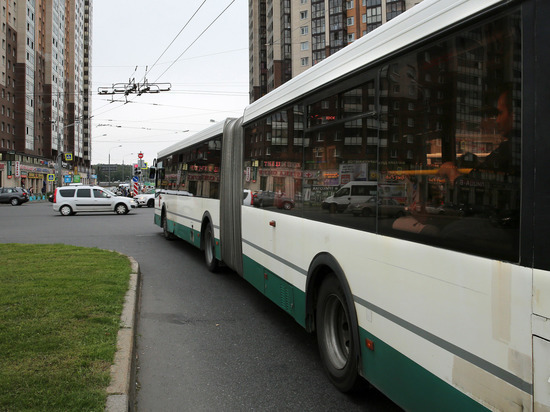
left=242, top=206, right=533, bottom=409
left=157, top=121, right=226, bottom=159
left=161, top=193, right=220, bottom=242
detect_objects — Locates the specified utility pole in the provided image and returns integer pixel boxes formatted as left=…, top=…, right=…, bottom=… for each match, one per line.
left=53, top=119, right=80, bottom=188
left=56, top=130, right=62, bottom=188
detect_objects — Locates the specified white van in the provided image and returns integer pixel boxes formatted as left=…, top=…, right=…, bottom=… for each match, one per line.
left=53, top=185, right=137, bottom=216
left=321, top=181, right=377, bottom=213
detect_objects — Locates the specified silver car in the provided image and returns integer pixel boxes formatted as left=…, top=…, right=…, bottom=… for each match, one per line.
left=53, top=185, right=137, bottom=216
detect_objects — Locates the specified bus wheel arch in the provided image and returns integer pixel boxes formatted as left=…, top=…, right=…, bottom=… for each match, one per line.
left=306, top=253, right=361, bottom=392
left=200, top=213, right=219, bottom=272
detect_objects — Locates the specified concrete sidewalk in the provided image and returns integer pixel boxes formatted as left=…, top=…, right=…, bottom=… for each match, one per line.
left=105, top=256, right=141, bottom=412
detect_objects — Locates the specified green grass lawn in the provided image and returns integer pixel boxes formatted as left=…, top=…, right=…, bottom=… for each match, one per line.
left=0, top=244, right=132, bottom=412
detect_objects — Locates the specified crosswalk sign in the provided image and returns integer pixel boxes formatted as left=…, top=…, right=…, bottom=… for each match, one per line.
left=47, top=174, right=55, bottom=181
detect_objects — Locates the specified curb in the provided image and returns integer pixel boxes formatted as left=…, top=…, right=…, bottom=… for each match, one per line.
left=105, top=256, right=141, bottom=412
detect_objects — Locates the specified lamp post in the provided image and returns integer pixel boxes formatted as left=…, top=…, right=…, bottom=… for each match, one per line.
left=122, top=152, right=134, bottom=183
left=108, top=145, right=122, bottom=187
left=53, top=119, right=80, bottom=188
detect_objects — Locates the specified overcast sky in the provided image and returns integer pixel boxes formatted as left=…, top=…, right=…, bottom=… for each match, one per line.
left=91, top=0, right=249, bottom=166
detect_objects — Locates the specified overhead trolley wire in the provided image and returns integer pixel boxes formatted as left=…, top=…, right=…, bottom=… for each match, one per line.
left=152, top=0, right=236, bottom=83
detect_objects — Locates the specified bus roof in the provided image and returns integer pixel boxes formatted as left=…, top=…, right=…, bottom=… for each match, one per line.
left=157, top=119, right=234, bottom=158
left=243, top=0, right=503, bottom=125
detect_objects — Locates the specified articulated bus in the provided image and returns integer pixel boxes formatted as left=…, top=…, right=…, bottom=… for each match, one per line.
left=152, top=0, right=550, bottom=409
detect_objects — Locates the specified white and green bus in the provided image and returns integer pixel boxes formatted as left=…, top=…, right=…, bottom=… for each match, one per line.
left=153, top=0, right=550, bottom=409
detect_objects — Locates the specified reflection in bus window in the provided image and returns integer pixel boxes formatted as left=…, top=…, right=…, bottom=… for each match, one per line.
left=243, top=106, right=303, bottom=213
left=159, top=137, right=222, bottom=198
left=380, top=11, right=521, bottom=261
left=242, top=10, right=521, bottom=262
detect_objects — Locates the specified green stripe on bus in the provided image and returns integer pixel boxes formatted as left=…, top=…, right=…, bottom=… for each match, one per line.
left=159, top=217, right=221, bottom=260
left=359, top=329, right=488, bottom=411
left=242, top=254, right=306, bottom=329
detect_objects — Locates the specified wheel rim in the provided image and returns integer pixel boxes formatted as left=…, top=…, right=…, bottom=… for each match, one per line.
left=116, top=204, right=127, bottom=214
left=322, top=294, right=350, bottom=370
left=11, top=199, right=18, bottom=205
left=61, top=206, right=71, bottom=216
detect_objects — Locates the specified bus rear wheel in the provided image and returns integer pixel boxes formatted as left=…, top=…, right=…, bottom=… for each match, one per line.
left=316, top=275, right=359, bottom=392
left=204, top=224, right=219, bottom=272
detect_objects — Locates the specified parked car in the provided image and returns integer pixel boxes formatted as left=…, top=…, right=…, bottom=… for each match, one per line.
left=52, top=185, right=137, bottom=216
left=321, top=181, right=378, bottom=213
left=135, top=190, right=156, bottom=208
left=425, top=202, right=465, bottom=216
left=243, top=189, right=255, bottom=206
left=0, top=187, right=29, bottom=206
left=348, top=197, right=408, bottom=217
left=253, top=191, right=294, bottom=210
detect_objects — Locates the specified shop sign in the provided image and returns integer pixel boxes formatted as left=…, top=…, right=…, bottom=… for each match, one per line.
left=27, top=173, right=45, bottom=179
left=14, top=161, right=20, bottom=177
left=258, top=169, right=302, bottom=177
left=188, top=174, right=219, bottom=182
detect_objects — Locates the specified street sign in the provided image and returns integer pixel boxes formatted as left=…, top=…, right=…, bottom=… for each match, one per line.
left=63, top=175, right=72, bottom=183
left=47, top=174, right=56, bottom=182
left=64, top=153, right=73, bottom=161
left=132, top=176, right=138, bottom=182
left=138, top=152, right=143, bottom=159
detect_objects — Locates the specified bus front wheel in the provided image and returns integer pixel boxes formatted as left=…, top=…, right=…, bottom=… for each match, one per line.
left=316, top=275, right=359, bottom=392
left=204, top=224, right=219, bottom=272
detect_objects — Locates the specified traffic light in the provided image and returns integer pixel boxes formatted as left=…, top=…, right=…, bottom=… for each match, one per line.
left=134, top=165, right=141, bottom=175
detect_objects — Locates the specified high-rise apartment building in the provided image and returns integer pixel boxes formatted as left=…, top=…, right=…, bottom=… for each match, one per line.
left=0, top=0, right=92, bottom=194
left=249, top=0, right=422, bottom=102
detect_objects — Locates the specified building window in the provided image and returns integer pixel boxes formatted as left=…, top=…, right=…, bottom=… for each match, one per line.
left=301, top=57, right=309, bottom=66
left=347, top=16, right=354, bottom=26
left=301, top=26, right=309, bottom=35
left=387, top=0, right=405, bottom=21
left=300, top=10, right=308, bottom=19
left=300, top=41, right=309, bottom=51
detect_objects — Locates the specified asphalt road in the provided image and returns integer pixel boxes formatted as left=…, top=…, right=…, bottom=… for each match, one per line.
left=0, top=201, right=403, bottom=412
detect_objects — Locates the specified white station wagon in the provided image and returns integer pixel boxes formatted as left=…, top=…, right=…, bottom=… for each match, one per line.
left=52, top=185, right=137, bottom=216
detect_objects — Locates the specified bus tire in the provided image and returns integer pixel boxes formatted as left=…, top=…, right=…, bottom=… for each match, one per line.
left=316, top=275, right=359, bottom=392
left=162, top=215, right=175, bottom=240
left=204, top=224, right=219, bottom=272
